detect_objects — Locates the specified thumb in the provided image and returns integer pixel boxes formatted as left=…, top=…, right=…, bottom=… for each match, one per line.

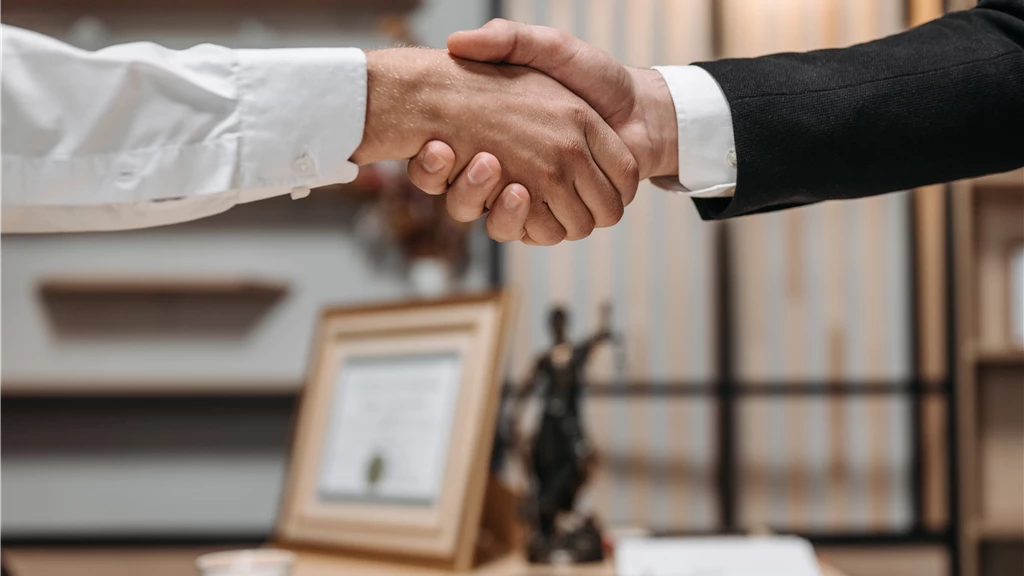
left=446, top=18, right=522, bottom=63
left=447, top=19, right=635, bottom=126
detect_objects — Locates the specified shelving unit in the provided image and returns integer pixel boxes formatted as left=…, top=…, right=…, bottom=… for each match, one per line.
left=38, top=276, right=289, bottom=298
left=2, top=0, right=420, bottom=10
left=953, top=167, right=1024, bottom=576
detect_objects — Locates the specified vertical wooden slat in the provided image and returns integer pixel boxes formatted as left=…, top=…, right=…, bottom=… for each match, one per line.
left=952, top=182, right=979, bottom=576
left=581, top=0, right=617, bottom=525
left=723, top=0, right=772, bottom=531
left=848, top=0, right=893, bottom=531
left=911, top=17, right=949, bottom=382
left=816, top=0, right=853, bottom=532
left=866, top=195, right=893, bottom=528
left=825, top=200, right=851, bottom=529
left=624, top=0, right=655, bottom=529
left=780, top=0, right=810, bottom=530
left=908, top=0, right=951, bottom=534
left=502, top=0, right=536, bottom=389
left=663, top=0, right=717, bottom=530
left=546, top=3, right=574, bottom=312
left=664, top=2, right=695, bottom=526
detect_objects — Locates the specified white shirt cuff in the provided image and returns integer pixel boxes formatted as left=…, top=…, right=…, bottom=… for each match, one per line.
left=1, top=33, right=368, bottom=233
left=650, top=65, right=737, bottom=198
left=235, top=47, right=366, bottom=200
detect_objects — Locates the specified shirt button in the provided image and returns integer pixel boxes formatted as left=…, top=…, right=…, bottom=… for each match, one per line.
left=113, top=157, right=141, bottom=189
left=293, top=151, right=315, bottom=175
left=726, top=148, right=737, bottom=168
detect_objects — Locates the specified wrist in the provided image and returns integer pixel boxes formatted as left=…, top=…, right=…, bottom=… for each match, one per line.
left=351, top=49, right=434, bottom=165
left=624, top=68, right=679, bottom=180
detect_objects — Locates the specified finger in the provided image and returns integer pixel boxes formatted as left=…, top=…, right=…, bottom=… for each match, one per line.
left=523, top=201, right=566, bottom=246
left=448, top=19, right=635, bottom=124
left=446, top=152, right=502, bottom=222
left=572, top=161, right=622, bottom=231
left=408, top=140, right=456, bottom=195
left=543, top=177, right=596, bottom=241
left=485, top=184, right=530, bottom=242
left=583, top=116, right=640, bottom=213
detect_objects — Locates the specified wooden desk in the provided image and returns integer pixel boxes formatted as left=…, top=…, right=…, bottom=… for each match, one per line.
left=3, top=547, right=849, bottom=576
left=291, top=549, right=849, bottom=576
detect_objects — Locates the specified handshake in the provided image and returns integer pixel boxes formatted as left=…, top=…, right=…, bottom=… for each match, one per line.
left=350, top=19, right=680, bottom=246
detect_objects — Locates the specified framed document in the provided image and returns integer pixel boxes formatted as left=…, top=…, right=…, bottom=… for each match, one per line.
left=276, top=292, right=513, bottom=570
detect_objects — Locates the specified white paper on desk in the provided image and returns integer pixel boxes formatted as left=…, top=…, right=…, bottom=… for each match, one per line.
left=615, top=536, right=821, bottom=576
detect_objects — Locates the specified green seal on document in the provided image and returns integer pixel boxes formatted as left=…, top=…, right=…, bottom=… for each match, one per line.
left=366, top=452, right=386, bottom=491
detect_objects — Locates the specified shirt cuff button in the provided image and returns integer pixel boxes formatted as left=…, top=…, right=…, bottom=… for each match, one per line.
left=293, top=150, right=316, bottom=175
left=726, top=148, right=737, bottom=168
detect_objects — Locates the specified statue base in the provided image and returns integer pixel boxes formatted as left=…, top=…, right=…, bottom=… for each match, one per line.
left=526, top=516, right=605, bottom=564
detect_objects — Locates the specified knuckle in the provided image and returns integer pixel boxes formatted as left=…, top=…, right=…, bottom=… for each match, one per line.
left=591, top=182, right=624, bottom=228
left=566, top=215, right=595, bottom=242
left=622, top=154, right=640, bottom=188
left=602, top=198, right=625, bottom=227
left=561, top=134, right=589, bottom=160
left=541, top=163, right=567, bottom=187
left=568, top=101, right=592, bottom=127
left=549, top=226, right=567, bottom=245
left=553, top=28, right=575, bottom=48
left=528, top=220, right=565, bottom=246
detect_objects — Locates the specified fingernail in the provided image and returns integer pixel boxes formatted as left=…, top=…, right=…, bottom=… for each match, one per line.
left=467, top=159, right=494, bottom=185
left=503, top=188, right=523, bottom=211
left=423, top=148, right=445, bottom=174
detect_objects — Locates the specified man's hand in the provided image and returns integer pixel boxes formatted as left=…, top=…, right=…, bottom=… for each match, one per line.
left=351, top=48, right=638, bottom=245
left=408, top=19, right=679, bottom=242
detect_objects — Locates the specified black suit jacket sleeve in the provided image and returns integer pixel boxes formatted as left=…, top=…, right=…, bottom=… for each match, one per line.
left=689, top=0, right=1024, bottom=220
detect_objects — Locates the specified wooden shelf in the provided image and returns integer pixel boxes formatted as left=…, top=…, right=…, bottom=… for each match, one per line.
left=39, top=276, right=288, bottom=298
left=35, top=276, right=290, bottom=349
left=971, top=518, right=1024, bottom=540
left=973, top=347, right=1024, bottom=367
left=0, top=378, right=301, bottom=396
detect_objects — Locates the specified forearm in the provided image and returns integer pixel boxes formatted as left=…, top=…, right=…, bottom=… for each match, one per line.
left=691, top=0, right=1024, bottom=219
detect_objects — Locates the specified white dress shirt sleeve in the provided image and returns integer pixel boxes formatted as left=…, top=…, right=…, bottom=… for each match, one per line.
left=1, top=25, right=366, bottom=233
left=649, top=65, right=737, bottom=198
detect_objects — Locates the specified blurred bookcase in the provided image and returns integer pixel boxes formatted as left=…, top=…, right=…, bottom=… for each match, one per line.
left=952, top=167, right=1024, bottom=576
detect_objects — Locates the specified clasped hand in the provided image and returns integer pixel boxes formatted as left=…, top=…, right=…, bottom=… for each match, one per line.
left=350, top=19, right=678, bottom=246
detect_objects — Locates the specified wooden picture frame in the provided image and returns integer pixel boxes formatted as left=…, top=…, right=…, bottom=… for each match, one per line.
left=275, top=292, right=513, bottom=570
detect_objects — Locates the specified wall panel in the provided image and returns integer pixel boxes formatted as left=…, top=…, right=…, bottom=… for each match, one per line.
left=721, top=0, right=913, bottom=532
left=501, top=0, right=718, bottom=532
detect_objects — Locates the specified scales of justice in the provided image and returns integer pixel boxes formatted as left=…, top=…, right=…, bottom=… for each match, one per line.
left=500, top=302, right=623, bottom=564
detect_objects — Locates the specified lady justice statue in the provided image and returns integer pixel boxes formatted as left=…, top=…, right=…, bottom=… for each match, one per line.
left=507, top=303, right=616, bottom=563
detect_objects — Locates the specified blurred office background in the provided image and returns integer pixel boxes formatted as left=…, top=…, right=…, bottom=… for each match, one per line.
left=1, top=1, right=1021, bottom=576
